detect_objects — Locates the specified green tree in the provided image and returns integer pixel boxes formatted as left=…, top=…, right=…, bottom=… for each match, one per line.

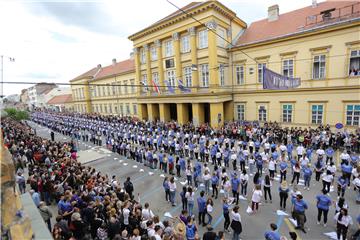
left=3, top=108, right=29, bottom=121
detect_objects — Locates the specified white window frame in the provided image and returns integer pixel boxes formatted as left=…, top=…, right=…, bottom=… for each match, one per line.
left=219, top=64, right=225, bottom=86
left=198, top=29, right=208, bottom=49
left=183, top=67, right=192, bottom=87
left=164, top=40, right=173, bottom=57
left=150, top=46, right=157, bottom=61
left=311, top=104, right=323, bottom=124
left=152, top=72, right=159, bottom=85
left=130, top=80, right=135, bottom=93
left=346, top=104, right=360, bottom=126
left=140, top=48, right=146, bottom=64
left=166, top=70, right=176, bottom=87
left=200, top=64, right=209, bottom=87
left=236, top=104, right=245, bottom=121
left=235, top=65, right=244, bottom=85
left=181, top=35, right=190, bottom=53
left=258, top=63, right=266, bottom=83
left=282, top=104, right=293, bottom=123
left=349, top=50, right=360, bottom=76
left=141, top=74, right=147, bottom=92
left=282, top=59, right=294, bottom=78
left=312, top=54, right=326, bottom=79
left=258, top=106, right=267, bottom=121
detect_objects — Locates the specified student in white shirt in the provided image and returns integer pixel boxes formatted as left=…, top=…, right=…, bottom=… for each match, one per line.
left=296, top=145, right=305, bottom=160
left=142, top=202, right=154, bottom=221
left=322, top=170, right=334, bottom=193
left=206, top=198, right=214, bottom=225
left=251, top=185, right=263, bottom=212
left=240, top=169, right=249, bottom=197
left=334, top=208, right=353, bottom=240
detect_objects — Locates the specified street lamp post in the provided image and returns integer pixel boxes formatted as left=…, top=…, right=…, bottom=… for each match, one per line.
left=0, top=55, right=15, bottom=99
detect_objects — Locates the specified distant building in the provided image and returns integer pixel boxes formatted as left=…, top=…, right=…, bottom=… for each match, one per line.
left=27, top=83, right=57, bottom=109
left=47, top=94, right=73, bottom=112
left=20, top=89, right=29, bottom=104
left=5, top=94, right=20, bottom=102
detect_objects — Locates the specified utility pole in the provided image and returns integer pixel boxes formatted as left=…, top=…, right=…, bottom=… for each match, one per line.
left=0, top=55, right=15, bottom=99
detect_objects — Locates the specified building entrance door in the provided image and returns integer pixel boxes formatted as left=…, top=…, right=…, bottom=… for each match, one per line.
left=169, top=103, right=177, bottom=121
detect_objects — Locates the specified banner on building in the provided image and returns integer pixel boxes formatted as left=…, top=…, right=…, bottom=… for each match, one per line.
left=178, top=79, right=191, bottom=93
left=164, top=80, right=175, bottom=94
left=152, top=80, right=161, bottom=94
left=263, top=67, right=301, bottom=90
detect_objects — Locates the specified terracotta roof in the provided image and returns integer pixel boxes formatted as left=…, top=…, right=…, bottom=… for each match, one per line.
left=235, top=1, right=360, bottom=47
left=70, top=67, right=99, bottom=82
left=47, top=94, right=72, bottom=105
left=94, top=59, right=135, bottom=80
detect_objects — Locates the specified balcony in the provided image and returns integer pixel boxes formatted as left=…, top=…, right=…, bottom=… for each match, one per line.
left=304, top=2, right=360, bottom=29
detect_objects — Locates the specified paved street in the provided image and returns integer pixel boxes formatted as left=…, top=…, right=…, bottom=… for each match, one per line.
left=28, top=121, right=360, bottom=240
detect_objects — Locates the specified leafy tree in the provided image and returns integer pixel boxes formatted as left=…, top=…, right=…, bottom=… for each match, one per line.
left=3, top=108, right=29, bottom=121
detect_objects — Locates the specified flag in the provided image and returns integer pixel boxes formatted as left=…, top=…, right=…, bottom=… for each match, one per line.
left=152, top=79, right=161, bottom=94
left=178, top=79, right=191, bottom=93
left=140, top=80, right=149, bottom=92
left=263, top=66, right=300, bottom=90
left=164, top=80, right=175, bottom=94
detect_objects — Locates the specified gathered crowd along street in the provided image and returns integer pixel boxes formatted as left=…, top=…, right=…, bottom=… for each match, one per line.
left=3, top=111, right=360, bottom=240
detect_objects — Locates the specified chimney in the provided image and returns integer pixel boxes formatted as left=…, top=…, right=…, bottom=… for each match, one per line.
left=312, top=0, right=317, bottom=8
left=97, top=64, right=101, bottom=69
left=268, top=5, right=279, bottom=22
left=130, top=52, right=134, bottom=60
left=112, top=58, right=116, bottom=66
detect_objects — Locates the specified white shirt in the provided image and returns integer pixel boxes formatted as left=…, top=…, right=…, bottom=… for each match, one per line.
left=231, top=211, right=241, bottom=222
left=207, top=204, right=213, bottom=213
left=251, top=190, right=263, bottom=202
left=327, top=165, right=336, bottom=174
left=264, top=143, right=270, bottom=149
left=280, top=145, right=287, bottom=152
left=322, top=173, right=333, bottom=183
left=185, top=192, right=195, bottom=202
left=334, top=212, right=353, bottom=227
left=316, top=149, right=325, bottom=156
left=142, top=208, right=154, bottom=221
left=296, top=146, right=304, bottom=155
left=240, top=174, right=249, bottom=183
left=123, top=208, right=130, bottom=225
left=203, top=173, right=211, bottom=181
left=340, top=153, right=350, bottom=160
left=269, top=160, right=276, bottom=171
left=169, top=182, right=176, bottom=192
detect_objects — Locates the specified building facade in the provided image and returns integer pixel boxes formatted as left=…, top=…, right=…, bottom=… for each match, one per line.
left=70, top=0, right=360, bottom=129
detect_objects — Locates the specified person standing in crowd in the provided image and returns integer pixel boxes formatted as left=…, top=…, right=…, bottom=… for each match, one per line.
left=230, top=205, right=242, bottom=240
left=180, top=186, right=188, bottom=211
left=334, top=208, right=353, bottom=240
left=337, top=174, right=348, bottom=198
left=163, top=177, right=170, bottom=202
left=251, top=184, right=263, bottom=213
left=169, top=176, right=177, bottom=206
left=231, top=173, right=240, bottom=205
left=186, top=187, right=195, bottom=217
left=39, top=201, right=53, bottom=231
left=203, top=225, right=217, bottom=240
left=186, top=216, right=198, bottom=240
left=222, top=198, right=231, bottom=233
left=279, top=160, right=288, bottom=182
left=291, top=162, right=301, bottom=185
left=16, top=171, right=26, bottom=194
left=292, top=193, right=308, bottom=233
left=240, top=169, right=249, bottom=197
left=206, top=198, right=214, bottom=225
left=263, top=174, right=273, bottom=203
left=203, top=170, right=211, bottom=196
left=264, top=223, right=281, bottom=240
left=279, top=181, right=289, bottom=210
left=314, top=159, right=324, bottom=182
left=302, top=163, right=312, bottom=190
left=316, top=190, right=332, bottom=227
left=197, top=191, right=206, bottom=227
left=124, top=177, right=134, bottom=199
left=50, top=131, right=55, bottom=141
left=211, top=172, right=219, bottom=199
left=321, top=170, right=334, bottom=193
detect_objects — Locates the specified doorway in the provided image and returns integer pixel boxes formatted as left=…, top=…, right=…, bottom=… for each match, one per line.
left=169, top=103, right=177, bottom=121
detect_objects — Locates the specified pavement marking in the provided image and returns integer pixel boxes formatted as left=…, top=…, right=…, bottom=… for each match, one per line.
left=276, top=215, right=285, bottom=232
left=284, top=218, right=302, bottom=240
left=212, top=214, right=223, bottom=228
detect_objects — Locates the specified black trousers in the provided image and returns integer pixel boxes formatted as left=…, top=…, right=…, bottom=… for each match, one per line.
left=212, top=184, right=218, bottom=198
left=280, top=171, right=287, bottom=182
left=224, top=212, right=230, bottom=230
left=232, top=190, right=239, bottom=205
left=322, top=180, right=331, bottom=193
left=279, top=192, right=288, bottom=209
left=317, top=208, right=329, bottom=224
left=291, top=172, right=300, bottom=184
left=198, top=211, right=206, bottom=225
left=336, top=223, right=348, bottom=240
left=264, top=186, right=272, bottom=201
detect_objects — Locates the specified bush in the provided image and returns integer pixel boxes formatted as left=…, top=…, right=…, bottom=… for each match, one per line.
left=4, top=108, right=29, bottom=121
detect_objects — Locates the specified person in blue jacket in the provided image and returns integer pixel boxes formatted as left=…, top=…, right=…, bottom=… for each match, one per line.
left=316, top=189, right=332, bottom=227
left=337, top=174, right=348, bottom=198
left=197, top=190, right=206, bottom=226
left=279, top=161, right=288, bottom=182
left=302, top=164, right=312, bottom=190
left=291, top=193, right=308, bottom=233
left=264, top=223, right=281, bottom=240
left=341, top=161, right=353, bottom=187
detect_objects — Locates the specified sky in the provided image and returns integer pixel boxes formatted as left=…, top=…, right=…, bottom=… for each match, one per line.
left=0, top=0, right=317, bottom=97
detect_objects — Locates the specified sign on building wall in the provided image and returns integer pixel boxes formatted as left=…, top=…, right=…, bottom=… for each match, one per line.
left=263, top=67, right=301, bottom=90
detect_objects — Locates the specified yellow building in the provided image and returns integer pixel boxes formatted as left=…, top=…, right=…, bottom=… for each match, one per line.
left=70, top=0, right=360, bottom=129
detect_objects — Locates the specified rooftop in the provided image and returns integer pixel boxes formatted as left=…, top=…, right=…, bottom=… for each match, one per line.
left=47, top=94, right=72, bottom=105
left=235, top=1, right=360, bottom=47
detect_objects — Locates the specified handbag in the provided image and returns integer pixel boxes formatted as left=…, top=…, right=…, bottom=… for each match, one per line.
left=230, top=220, right=242, bottom=234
